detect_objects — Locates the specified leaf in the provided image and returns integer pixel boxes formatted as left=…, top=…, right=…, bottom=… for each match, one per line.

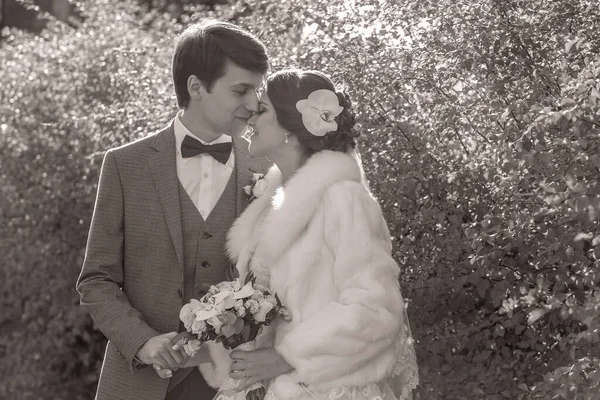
left=565, top=37, right=579, bottom=53
left=590, top=369, right=600, bottom=388
left=574, top=232, right=593, bottom=242
left=518, top=383, right=529, bottom=391
left=527, top=308, right=549, bottom=325
left=522, top=135, right=533, bottom=151
left=244, top=270, right=256, bottom=285
left=590, top=87, right=600, bottom=104
left=494, top=324, right=505, bottom=337
left=452, top=81, right=464, bottom=92
left=473, top=350, right=493, bottom=363
left=476, top=279, right=491, bottom=298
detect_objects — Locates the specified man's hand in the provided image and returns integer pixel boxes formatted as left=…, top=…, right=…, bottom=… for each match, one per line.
left=153, top=364, right=173, bottom=379
left=229, top=347, right=294, bottom=391
left=136, top=332, right=189, bottom=370
left=177, top=346, right=213, bottom=368
left=152, top=332, right=211, bottom=379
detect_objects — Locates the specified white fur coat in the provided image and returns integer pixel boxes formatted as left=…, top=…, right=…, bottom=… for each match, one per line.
left=221, top=150, right=409, bottom=398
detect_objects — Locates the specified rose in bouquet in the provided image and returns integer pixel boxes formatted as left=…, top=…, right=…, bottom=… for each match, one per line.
left=179, top=272, right=289, bottom=400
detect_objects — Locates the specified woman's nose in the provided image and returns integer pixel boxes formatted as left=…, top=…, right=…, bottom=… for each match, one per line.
left=247, top=113, right=258, bottom=126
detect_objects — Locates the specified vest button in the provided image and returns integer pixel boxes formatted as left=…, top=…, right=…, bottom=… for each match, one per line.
left=177, top=288, right=184, bottom=299
left=201, top=261, right=211, bottom=269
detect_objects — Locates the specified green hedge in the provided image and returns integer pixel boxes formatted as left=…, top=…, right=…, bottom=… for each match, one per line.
left=1, top=0, right=599, bottom=398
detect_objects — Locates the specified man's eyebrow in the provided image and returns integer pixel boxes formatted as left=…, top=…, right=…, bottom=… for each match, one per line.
left=232, top=82, right=258, bottom=89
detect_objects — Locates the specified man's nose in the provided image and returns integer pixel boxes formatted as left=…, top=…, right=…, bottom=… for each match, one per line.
left=245, top=91, right=260, bottom=113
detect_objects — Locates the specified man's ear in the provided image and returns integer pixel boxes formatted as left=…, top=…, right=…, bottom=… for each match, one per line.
left=187, top=75, right=207, bottom=101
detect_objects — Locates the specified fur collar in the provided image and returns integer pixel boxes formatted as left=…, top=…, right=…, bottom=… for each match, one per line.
left=226, top=150, right=362, bottom=270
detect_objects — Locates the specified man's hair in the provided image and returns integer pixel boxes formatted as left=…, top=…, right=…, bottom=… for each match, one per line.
left=172, top=19, right=269, bottom=108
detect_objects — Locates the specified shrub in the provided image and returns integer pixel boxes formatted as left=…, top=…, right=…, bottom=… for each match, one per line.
left=0, top=2, right=176, bottom=397
left=248, top=0, right=600, bottom=398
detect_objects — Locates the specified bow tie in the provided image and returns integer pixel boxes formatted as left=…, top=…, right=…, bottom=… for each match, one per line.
left=181, top=135, right=232, bottom=164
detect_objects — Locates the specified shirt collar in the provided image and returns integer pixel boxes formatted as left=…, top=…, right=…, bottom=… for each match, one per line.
left=174, top=110, right=234, bottom=166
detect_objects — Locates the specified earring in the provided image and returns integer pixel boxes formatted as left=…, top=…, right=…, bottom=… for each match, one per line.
left=284, top=132, right=290, bottom=144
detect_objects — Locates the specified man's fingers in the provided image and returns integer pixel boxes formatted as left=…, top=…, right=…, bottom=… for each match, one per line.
left=230, top=359, right=250, bottom=371
left=151, top=354, right=169, bottom=370
left=229, top=370, right=246, bottom=380
left=160, top=336, right=185, bottom=366
left=159, top=348, right=180, bottom=370
left=171, top=332, right=188, bottom=344
left=175, top=347, right=189, bottom=361
left=153, top=364, right=172, bottom=379
left=170, top=332, right=189, bottom=351
left=153, top=364, right=170, bottom=374
left=159, top=337, right=184, bottom=367
left=164, top=331, right=179, bottom=340
left=229, top=350, right=251, bottom=360
left=172, top=340, right=184, bottom=351
left=167, top=346, right=185, bottom=365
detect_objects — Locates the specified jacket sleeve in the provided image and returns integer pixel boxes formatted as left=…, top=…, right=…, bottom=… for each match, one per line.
left=275, top=181, right=405, bottom=389
left=76, top=150, right=158, bottom=371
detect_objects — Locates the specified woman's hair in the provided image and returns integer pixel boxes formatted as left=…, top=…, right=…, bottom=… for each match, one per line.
left=265, top=69, right=359, bottom=156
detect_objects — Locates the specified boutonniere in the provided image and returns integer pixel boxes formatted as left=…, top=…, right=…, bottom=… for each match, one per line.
left=244, top=172, right=268, bottom=201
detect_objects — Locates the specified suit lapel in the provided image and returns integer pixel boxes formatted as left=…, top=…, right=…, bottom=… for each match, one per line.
left=148, top=122, right=184, bottom=271
left=234, top=137, right=254, bottom=217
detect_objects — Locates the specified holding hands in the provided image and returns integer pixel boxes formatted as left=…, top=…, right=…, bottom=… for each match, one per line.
left=136, top=332, right=188, bottom=370
left=135, top=332, right=196, bottom=379
left=141, top=332, right=211, bottom=379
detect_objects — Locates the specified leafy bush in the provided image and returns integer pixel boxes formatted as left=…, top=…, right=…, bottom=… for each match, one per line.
left=0, top=2, right=177, bottom=397
left=1, top=0, right=599, bottom=399
left=258, top=0, right=600, bottom=398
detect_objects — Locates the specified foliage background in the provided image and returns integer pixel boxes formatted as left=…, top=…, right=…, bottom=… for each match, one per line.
left=1, top=0, right=599, bottom=399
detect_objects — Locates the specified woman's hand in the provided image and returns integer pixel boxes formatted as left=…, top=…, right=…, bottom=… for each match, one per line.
left=229, top=347, right=294, bottom=391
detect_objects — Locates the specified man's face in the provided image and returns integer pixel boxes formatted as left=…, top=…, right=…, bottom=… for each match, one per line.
left=194, top=59, right=265, bottom=137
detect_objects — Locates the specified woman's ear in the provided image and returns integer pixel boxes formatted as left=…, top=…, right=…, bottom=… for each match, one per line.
left=187, top=75, right=207, bottom=102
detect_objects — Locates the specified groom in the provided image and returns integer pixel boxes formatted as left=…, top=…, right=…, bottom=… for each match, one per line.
left=76, top=20, right=270, bottom=400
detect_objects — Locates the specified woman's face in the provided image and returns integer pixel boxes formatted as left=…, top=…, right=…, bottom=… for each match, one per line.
left=246, top=92, right=288, bottom=158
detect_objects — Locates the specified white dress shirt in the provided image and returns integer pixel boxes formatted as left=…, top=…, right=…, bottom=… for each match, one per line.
left=173, top=111, right=235, bottom=220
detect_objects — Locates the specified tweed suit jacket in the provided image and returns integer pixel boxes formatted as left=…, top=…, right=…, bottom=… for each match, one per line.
left=76, top=121, right=270, bottom=400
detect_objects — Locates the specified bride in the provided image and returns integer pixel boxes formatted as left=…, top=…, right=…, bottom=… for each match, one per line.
left=219, top=69, right=418, bottom=400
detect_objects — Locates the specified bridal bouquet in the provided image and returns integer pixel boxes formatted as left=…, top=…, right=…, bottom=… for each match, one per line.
left=179, top=273, right=288, bottom=400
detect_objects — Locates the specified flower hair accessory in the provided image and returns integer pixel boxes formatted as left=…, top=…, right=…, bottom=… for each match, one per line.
left=295, top=89, right=344, bottom=137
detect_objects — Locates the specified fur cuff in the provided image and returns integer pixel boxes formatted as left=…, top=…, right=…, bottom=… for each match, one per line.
left=270, top=373, right=306, bottom=400
left=197, top=341, right=232, bottom=389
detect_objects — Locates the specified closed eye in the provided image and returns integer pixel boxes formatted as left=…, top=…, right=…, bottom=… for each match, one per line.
left=255, top=102, right=268, bottom=115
